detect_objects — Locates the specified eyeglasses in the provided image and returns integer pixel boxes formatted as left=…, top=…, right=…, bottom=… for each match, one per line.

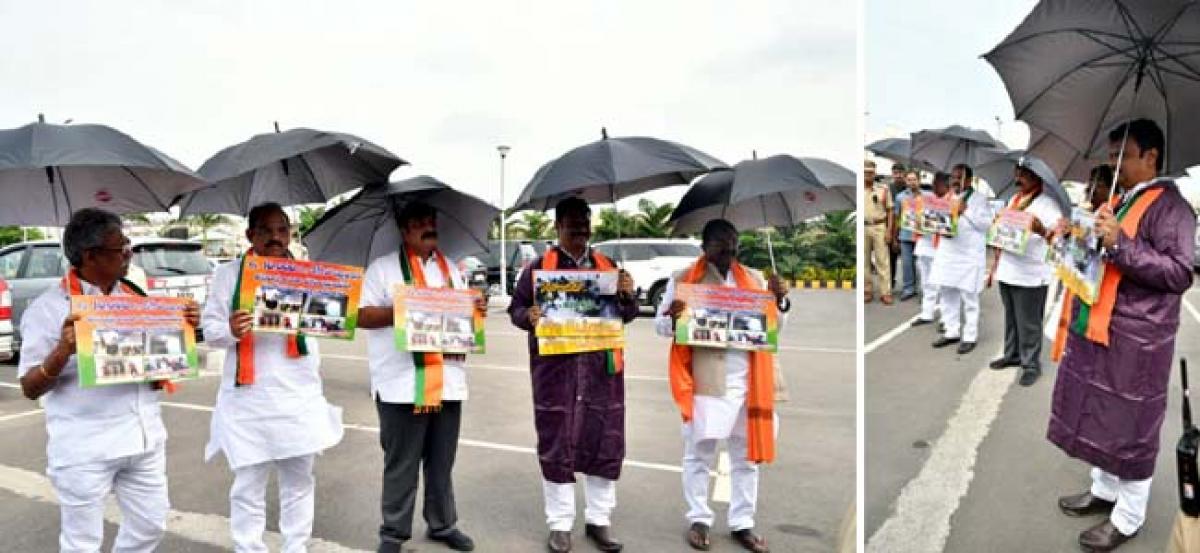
left=91, top=245, right=132, bottom=256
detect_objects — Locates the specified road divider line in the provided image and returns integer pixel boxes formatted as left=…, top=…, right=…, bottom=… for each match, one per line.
left=0, top=409, right=43, bottom=423
left=866, top=366, right=1014, bottom=552
left=0, top=382, right=19, bottom=389
left=0, top=463, right=369, bottom=552
left=864, top=315, right=920, bottom=355
left=1184, top=294, right=1200, bottom=326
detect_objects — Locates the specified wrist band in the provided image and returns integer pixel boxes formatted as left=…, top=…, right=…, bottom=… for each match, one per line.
left=39, top=364, right=57, bottom=380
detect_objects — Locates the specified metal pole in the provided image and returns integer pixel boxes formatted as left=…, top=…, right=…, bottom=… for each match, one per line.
left=498, top=145, right=511, bottom=299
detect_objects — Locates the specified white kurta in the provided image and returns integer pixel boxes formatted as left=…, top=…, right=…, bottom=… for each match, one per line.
left=202, top=258, right=344, bottom=470
left=929, top=187, right=992, bottom=294
left=994, top=194, right=1065, bottom=287
left=361, top=251, right=469, bottom=404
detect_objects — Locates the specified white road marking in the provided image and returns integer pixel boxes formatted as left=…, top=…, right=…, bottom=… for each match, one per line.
left=0, top=381, right=19, bottom=389
left=0, top=409, right=42, bottom=423
left=866, top=366, right=1014, bottom=553
left=1183, top=293, right=1200, bottom=326
left=779, top=345, right=855, bottom=354
left=711, top=451, right=732, bottom=504
left=864, top=315, right=920, bottom=355
left=0, top=463, right=369, bottom=552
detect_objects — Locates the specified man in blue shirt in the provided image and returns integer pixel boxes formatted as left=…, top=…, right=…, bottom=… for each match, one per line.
left=892, top=170, right=922, bottom=301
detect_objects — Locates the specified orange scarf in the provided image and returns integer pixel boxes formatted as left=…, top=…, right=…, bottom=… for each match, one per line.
left=233, top=251, right=306, bottom=387
left=668, top=257, right=776, bottom=463
left=1051, top=186, right=1164, bottom=360
left=539, top=248, right=624, bottom=373
left=400, top=247, right=455, bottom=412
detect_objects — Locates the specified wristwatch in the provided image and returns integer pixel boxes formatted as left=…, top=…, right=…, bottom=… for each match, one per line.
left=777, top=297, right=792, bottom=313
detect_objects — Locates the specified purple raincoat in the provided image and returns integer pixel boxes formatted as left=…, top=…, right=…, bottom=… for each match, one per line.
left=1048, top=180, right=1196, bottom=480
left=508, top=247, right=639, bottom=483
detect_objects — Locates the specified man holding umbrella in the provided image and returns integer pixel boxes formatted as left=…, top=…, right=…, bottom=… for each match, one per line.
left=508, top=196, right=638, bottom=553
left=358, top=201, right=483, bottom=552
left=656, top=219, right=790, bottom=553
left=928, top=164, right=989, bottom=354
left=18, top=208, right=200, bottom=552
left=862, top=160, right=895, bottom=305
left=1049, top=120, right=1196, bottom=551
left=202, top=202, right=345, bottom=553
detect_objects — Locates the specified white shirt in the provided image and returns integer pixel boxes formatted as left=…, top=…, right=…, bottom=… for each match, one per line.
left=914, top=191, right=941, bottom=258
left=653, top=265, right=785, bottom=441
left=362, top=251, right=469, bottom=404
left=929, top=187, right=992, bottom=293
left=995, top=193, right=1065, bottom=287
left=202, top=257, right=344, bottom=469
left=18, top=280, right=167, bottom=469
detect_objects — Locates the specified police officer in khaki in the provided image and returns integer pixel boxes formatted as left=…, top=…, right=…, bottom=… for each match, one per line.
left=863, top=160, right=895, bottom=305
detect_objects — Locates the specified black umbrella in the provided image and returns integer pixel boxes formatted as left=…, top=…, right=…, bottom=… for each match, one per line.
left=909, top=125, right=1004, bottom=172
left=175, top=124, right=406, bottom=216
left=865, top=137, right=938, bottom=173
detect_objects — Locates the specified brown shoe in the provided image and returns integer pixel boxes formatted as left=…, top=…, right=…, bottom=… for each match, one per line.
left=731, top=528, right=770, bottom=553
left=1078, top=520, right=1137, bottom=551
left=584, top=524, right=622, bottom=552
left=547, top=530, right=572, bottom=553
left=685, top=522, right=711, bottom=551
left=880, top=295, right=894, bottom=305
left=1058, top=491, right=1115, bottom=517
left=864, top=292, right=874, bottom=303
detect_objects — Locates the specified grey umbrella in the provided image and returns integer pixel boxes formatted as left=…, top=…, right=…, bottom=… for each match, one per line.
left=1025, top=127, right=1097, bottom=183
left=303, top=176, right=498, bottom=268
left=669, top=155, right=855, bottom=271
left=508, top=128, right=728, bottom=212
left=865, top=137, right=938, bottom=172
left=975, top=150, right=1073, bottom=215
left=0, top=119, right=209, bottom=225
left=983, top=1, right=1200, bottom=177
left=176, top=125, right=406, bottom=216
left=909, top=125, right=1004, bottom=172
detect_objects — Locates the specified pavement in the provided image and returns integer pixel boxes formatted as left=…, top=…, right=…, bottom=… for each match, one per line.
left=865, top=276, right=1200, bottom=552
left=0, top=289, right=854, bottom=552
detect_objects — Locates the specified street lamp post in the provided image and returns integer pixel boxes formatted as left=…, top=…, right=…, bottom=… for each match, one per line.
left=497, top=145, right=511, bottom=300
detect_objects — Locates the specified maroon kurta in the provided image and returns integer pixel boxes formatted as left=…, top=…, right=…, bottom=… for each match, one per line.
left=1048, top=180, right=1196, bottom=480
left=508, top=247, right=639, bottom=483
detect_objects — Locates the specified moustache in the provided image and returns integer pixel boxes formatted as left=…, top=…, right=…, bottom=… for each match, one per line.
left=266, top=241, right=284, bottom=248
left=421, top=231, right=438, bottom=240
left=566, top=229, right=590, bottom=237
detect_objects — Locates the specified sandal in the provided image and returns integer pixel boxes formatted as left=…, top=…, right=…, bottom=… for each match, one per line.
left=731, top=528, right=770, bottom=553
left=686, top=522, right=711, bottom=551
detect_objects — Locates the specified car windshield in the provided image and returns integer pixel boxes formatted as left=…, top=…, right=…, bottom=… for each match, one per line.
left=652, top=243, right=702, bottom=257
left=134, top=244, right=211, bottom=277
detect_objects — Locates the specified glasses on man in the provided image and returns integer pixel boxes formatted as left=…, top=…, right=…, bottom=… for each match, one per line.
left=91, top=244, right=132, bottom=256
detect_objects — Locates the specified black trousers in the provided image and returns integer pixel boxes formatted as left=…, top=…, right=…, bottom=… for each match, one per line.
left=376, top=399, right=462, bottom=545
left=998, top=282, right=1049, bottom=370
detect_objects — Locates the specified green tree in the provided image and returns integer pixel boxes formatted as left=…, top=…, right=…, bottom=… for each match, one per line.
left=180, top=213, right=233, bottom=243
left=509, top=211, right=554, bottom=240
left=297, top=206, right=326, bottom=234
left=0, top=226, right=45, bottom=247
left=592, top=208, right=635, bottom=242
left=122, top=213, right=151, bottom=225
left=487, top=216, right=522, bottom=240
left=632, top=199, right=675, bottom=238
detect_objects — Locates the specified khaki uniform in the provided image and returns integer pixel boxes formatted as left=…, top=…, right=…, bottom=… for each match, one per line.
left=863, top=183, right=892, bottom=296
left=1169, top=513, right=1200, bottom=553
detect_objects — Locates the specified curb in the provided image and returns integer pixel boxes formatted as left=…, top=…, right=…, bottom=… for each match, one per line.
left=793, top=280, right=855, bottom=290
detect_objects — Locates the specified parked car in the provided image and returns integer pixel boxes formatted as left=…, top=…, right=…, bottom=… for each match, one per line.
left=478, top=239, right=553, bottom=295
left=592, top=238, right=703, bottom=308
left=457, top=256, right=490, bottom=290
left=0, top=277, right=13, bottom=362
left=0, top=238, right=213, bottom=355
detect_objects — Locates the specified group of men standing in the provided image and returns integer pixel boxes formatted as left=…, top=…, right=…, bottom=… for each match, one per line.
left=17, top=193, right=791, bottom=553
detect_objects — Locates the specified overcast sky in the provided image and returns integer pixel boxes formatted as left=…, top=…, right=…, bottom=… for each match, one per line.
left=0, top=0, right=856, bottom=214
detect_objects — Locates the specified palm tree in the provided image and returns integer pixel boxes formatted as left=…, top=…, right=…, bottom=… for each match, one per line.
left=509, top=211, right=555, bottom=240
left=181, top=213, right=233, bottom=243
left=592, top=208, right=634, bottom=242
left=297, top=206, right=326, bottom=234
left=632, top=199, right=675, bottom=238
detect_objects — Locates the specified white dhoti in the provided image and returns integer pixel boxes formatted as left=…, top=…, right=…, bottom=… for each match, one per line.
left=938, top=286, right=980, bottom=342
left=682, top=407, right=761, bottom=531
left=542, top=476, right=617, bottom=531
left=1091, top=468, right=1152, bottom=536
left=916, top=254, right=939, bottom=321
left=47, top=445, right=169, bottom=553
left=230, top=454, right=317, bottom=553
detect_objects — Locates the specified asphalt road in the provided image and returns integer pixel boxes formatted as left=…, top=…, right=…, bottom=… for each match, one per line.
left=865, top=278, right=1200, bottom=552
left=0, top=289, right=854, bottom=552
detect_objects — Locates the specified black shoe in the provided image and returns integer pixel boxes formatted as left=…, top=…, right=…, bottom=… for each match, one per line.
left=1058, top=491, right=1115, bottom=517
left=911, top=318, right=934, bottom=327
left=1018, top=368, right=1041, bottom=387
left=547, top=530, right=572, bottom=553
left=584, top=524, right=623, bottom=552
left=989, top=357, right=1019, bottom=370
left=956, top=341, right=976, bottom=354
left=1079, top=519, right=1138, bottom=551
left=899, top=291, right=917, bottom=301
left=429, top=528, right=475, bottom=551
left=932, top=337, right=960, bottom=348
left=377, top=541, right=404, bottom=553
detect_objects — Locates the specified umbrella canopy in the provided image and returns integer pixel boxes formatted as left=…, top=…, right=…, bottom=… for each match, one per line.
left=509, top=129, right=727, bottom=212
left=176, top=127, right=405, bottom=216
left=303, top=175, right=498, bottom=267
left=984, top=1, right=1200, bottom=175
left=0, top=121, right=209, bottom=225
left=865, top=137, right=938, bottom=172
left=669, top=155, right=856, bottom=234
left=909, top=125, right=1004, bottom=172
left=977, top=150, right=1073, bottom=215
left=1025, top=126, right=1096, bottom=183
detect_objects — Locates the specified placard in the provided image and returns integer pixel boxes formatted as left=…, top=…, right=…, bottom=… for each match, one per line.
left=920, top=195, right=957, bottom=237
left=1048, top=208, right=1104, bottom=304
left=899, top=197, right=922, bottom=233
left=987, top=208, right=1035, bottom=254
left=237, top=255, right=364, bottom=339
left=72, top=296, right=199, bottom=388
left=673, top=283, right=779, bottom=352
left=393, top=285, right=485, bottom=354
left=533, top=269, right=624, bottom=354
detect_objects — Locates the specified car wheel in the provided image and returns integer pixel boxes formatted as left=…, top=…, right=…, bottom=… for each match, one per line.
left=647, top=281, right=666, bottom=309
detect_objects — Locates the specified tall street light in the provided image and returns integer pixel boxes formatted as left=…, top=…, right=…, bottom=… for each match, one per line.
left=497, top=145, right=511, bottom=300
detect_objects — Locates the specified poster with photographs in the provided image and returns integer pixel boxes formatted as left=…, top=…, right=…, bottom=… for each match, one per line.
left=533, top=269, right=624, bottom=355
left=987, top=208, right=1034, bottom=255
left=899, top=197, right=922, bottom=233
left=920, top=195, right=958, bottom=237
left=72, top=295, right=199, bottom=388
left=1048, top=208, right=1104, bottom=305
left=392, top=285, right=485, bottom=354
left=237, top=255, right=364, bottom=340
left=673, top=284, right=779, bottom=352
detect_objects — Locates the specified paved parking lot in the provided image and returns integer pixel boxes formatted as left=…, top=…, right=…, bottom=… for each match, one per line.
left=0, top=290, right=853, bottom=552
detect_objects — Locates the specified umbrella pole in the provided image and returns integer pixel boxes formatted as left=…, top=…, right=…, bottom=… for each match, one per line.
left=1106, top=78, right=1144, bottom=205
left=612, top=185, right=625, bottom=266
left=760, top=196, right=777, bottom=274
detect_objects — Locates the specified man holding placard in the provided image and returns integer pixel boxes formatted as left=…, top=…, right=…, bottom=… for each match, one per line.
left=508, top=196, right=638, bottom=553
left=893, top=170, right=922, bottom=301
left=656, top=219, right=789, bottom=553
left=929, top=164, right=990, bottom=354
left=18, top=208, right=200, bottom=552
left=358, top=201, right=483, bottom=552
left=912, top=172, right=952, bottom=327
left=202, top=202, right=346, bottom=553
left=984, top=156, right=1063, bottom=387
